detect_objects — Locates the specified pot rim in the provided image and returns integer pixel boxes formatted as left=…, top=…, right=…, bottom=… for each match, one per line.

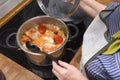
left=17, top=15, right=69, bottom=55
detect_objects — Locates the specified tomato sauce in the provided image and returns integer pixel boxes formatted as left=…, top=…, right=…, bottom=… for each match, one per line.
left=21, top=24, right=66, bottom=52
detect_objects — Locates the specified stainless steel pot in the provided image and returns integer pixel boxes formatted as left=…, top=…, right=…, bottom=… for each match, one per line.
left=17, top=15, right=69, bottom=66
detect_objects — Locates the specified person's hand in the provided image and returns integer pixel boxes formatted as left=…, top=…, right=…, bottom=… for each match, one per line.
left=52, top=60, right=88, bottom=80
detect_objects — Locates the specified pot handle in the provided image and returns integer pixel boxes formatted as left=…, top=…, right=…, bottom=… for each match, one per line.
left=66, top=23, right=79, bottom=41
left=5, top=32, right=22, bottom=50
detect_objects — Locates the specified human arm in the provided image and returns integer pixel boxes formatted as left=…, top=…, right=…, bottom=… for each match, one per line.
left=52, top=60, right=88, bottom=80
left=64, top=0, right=107, bottom=18
left=79, top=0, right=107, bottom=18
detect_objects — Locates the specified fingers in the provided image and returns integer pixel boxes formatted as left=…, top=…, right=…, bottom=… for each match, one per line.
left=52, top=61, right=68, bottom=75
left=58, top=60, right=71, bottom=69
left=52, top=60, right=72, bottom=70
left=52, top=60, right=85, bottom=80
left=52, top=60, right=72, bottom=75
left=52, top=68, right=61, bottom=80
left=52, top=61, right=64, bottom=80
left=52, top=61, right=66, bottom=73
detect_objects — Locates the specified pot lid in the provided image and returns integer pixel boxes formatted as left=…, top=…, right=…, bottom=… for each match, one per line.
left=37, top=0, right=80, bottom=19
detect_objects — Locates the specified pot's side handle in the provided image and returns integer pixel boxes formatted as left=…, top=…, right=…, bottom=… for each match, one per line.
left=66, top=23, right=79, bottom=41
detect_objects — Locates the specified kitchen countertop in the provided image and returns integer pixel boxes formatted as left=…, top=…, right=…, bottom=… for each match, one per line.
left=0, top=53, right=43, bottom=80
left=70, top=46, right=82, bottom=70
left=96, top=0, right=112, bottom=5
left=0, top=0, right=32, bottom=28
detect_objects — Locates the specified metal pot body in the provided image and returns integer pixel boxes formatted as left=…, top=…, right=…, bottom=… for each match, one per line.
left=17, top=16, right=69, bottom=66
left=26, top=47, right=64, bottom=66
left=17, top=15, right=69, bottom=66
